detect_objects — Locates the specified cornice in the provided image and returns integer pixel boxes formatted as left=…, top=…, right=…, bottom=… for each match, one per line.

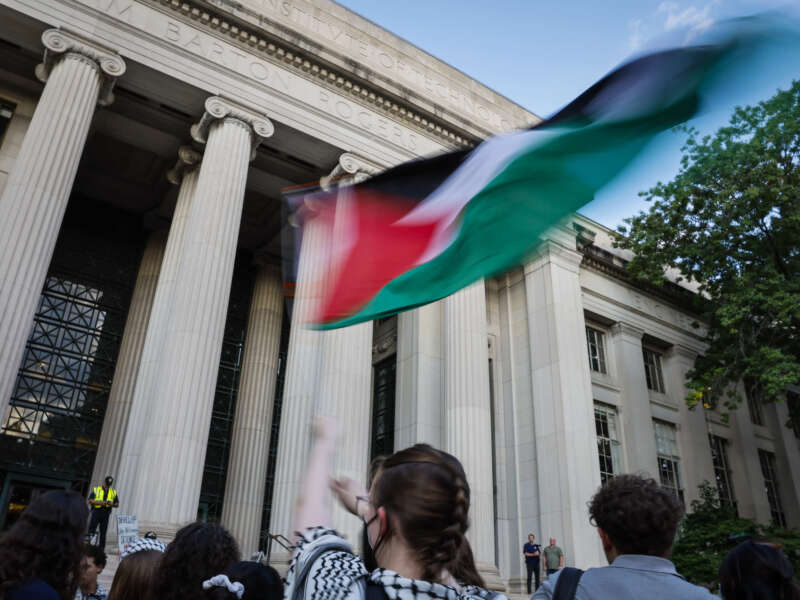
left=35, top=28, right=126, bottom=106
left=580, top=245, right=700, bottom=314
left=147, top=0, right=477, bottom=149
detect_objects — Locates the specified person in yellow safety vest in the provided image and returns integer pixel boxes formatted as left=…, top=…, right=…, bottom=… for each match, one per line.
left=87, top=476, right=119, bottom=549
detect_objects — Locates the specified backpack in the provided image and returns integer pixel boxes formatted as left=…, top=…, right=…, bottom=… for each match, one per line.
left=552, top=567, right=584, bottom=600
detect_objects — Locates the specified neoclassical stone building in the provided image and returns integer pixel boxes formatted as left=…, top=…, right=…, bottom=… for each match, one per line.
left=1, top=0, right=799, bottom=591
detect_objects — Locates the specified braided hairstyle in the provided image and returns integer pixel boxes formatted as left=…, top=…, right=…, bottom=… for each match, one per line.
left=370, top=444, right=484, bottom=587
left=0, top=490, right=88, bottom=600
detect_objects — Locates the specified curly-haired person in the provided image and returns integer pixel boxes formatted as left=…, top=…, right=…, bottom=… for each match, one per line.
left=153, top=523, right=240, bottom=600
left=284, top=415, right=498, bottom=600
left=533, top=474, right=715, bottom=600
left=0, top=490, right=89, bottom=600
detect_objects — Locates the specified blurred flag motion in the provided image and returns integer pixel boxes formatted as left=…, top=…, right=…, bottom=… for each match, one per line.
left=285, top=15, right=798, bottom=329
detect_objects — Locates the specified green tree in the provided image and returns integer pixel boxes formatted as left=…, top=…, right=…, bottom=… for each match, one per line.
left=672, top=482, right=800, bottom=589
left=615, top=81, right=800, bottom=412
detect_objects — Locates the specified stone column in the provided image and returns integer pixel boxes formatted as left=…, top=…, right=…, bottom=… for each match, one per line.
left=496, top=269, right=536, bottom=593
left=269, top=215, right=330, bottom=555
left=610, top=322, right=660, bottom=477
left=767, top=401, right=800, bottom=527
left=221, top=262, right=284, bottom=555
left=443, top=280, right=500, bottom=584
left=662, top=345, right=715, bottom=506
left=269, top=154, right=378, bottom=563
left=524, top=238, right=605, bottom=568
left=126, top=97, right=273, bottom=535
left=115, top=147, right=202, bottom=512
left=91, top=230, right=166, bottom=486
left=394, top=303, right=444, bottom=449
left=0, top=29, right=124, bottom=420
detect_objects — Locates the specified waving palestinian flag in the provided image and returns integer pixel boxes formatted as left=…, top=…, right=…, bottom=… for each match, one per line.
left=287, top=16, right=794, bottom=328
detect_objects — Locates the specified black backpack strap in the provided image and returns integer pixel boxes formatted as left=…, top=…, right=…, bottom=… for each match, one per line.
left=365, top=581, right=390, bottom=600
left=552, top=567, right=584, bottom=600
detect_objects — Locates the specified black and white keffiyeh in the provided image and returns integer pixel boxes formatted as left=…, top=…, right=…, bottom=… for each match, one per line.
left=121, top=537, right=167, bottom=558
left=285, top=527, right=506, bottom=600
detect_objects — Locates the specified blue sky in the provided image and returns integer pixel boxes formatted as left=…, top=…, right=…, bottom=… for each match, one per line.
left=336, top=0, right=798, bottom=230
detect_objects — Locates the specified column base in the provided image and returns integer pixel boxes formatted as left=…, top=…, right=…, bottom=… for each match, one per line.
left=505, top=576, right=525, bottom=595
left=477, top=561, right=506, bottom=592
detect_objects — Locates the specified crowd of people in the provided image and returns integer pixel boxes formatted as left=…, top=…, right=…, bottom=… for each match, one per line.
left=0, top=414, right=798, bottom=600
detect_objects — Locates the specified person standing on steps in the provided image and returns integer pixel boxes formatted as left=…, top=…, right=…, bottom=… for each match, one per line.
left=543, top=538, right=564, bottom=577
left=87, top=476, right=119, bottom=550
left=523, top=533, right=541, bottom=594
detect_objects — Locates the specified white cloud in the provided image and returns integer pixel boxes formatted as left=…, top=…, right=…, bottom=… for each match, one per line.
left=629, top=18, right=645, bottom=51
left=656, top=1, right=720, bottom=44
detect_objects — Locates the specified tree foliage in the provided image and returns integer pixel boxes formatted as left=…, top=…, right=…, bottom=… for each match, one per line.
left=615, top=81, right=800, bottom=411
left=672, top=481, right=800, bottom=589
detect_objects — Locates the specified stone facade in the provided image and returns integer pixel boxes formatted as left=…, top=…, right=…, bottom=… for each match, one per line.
left=0, top=0, right=799, bottom=592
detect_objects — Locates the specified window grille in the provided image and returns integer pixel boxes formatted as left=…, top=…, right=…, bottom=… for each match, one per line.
left=643, top=348, right=665, bottom=393
left=654, top=420, right=684, bottom=504
left=758, top=449, right=786, bottom=527
left=595, top=403, right=622, bottom=484
left=709, top=434, right=736, bottom=509
left=586, top=327, right=607, bottom=374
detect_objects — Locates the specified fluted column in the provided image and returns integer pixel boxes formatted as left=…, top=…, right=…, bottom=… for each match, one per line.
left=221, top=262, right=284, bottom=554
left=91, top=230, right=167, bottom=486
left=126, top=97, right=273, bottom=535
left=0, top=29, right=124, bottom=420
left=115, top=147, right=202, bottom=513
left=269, top=215, right=330, bottom=554
left=319, top=321, right=373, bottom=546
left=444, top=280, right=499, bottom=583
left=395, top=303, right=444, bottom=448
left=270, top=155, right=377, bottom=560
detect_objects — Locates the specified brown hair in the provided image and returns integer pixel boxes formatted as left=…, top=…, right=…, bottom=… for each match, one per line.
left=155, top=523, right=240, bottom=600
left=0, top=490, right=88, bottom=600
left=588, top=474, right=683, bottom=557
left=107, top=550, right=162, bottom=600
left=371, top=444, right=484, bottom=587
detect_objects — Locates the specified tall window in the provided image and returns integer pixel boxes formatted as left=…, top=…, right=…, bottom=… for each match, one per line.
left=654, top=420, right=684, bottom=503
left=758, top=449, right=786, bottom=527
left=643, top=348, right=665, bottom=393
left=0, top=99, right=14, bottom=146
left=586, top=327, right=607, bottom=374
left=595, top=403, right=622, bottom=484
left=371, top=355, right=396, bottom=461
left=709, top=434, right=736, bottom=509
left=747, top=389, right=765, bottom=426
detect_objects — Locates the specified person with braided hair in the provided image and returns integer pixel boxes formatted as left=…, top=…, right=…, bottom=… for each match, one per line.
left=284, top=416, right=504, bottom=600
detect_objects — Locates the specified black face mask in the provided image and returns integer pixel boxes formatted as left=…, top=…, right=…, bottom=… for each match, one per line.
left=361, top=524, right=378, bottom=571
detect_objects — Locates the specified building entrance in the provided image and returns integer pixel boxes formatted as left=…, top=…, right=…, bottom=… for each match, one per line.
left=0, top=477, right=69, bottom=530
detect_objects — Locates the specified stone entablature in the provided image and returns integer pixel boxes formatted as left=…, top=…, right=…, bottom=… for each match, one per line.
left=200, top=0, right=538, bottom=139
left=150, top=0, right=498, bottom=147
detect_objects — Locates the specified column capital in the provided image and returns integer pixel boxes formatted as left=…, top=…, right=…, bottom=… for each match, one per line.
left=35, top=29, right=126, bottom=106
left=190, top=96, right=274, bottom=159
left=524, top=239, right=583, bottom=276
left=166, top=145, right=203, bottom=185
left=611, top=321, right=645, bottom=341
left=320, top=152, right=383, bottom=190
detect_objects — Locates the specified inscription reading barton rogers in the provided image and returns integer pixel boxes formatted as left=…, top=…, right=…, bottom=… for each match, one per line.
left=209, top=0, right=517, bottom=131
left=75, top=0, right=429, bottom=153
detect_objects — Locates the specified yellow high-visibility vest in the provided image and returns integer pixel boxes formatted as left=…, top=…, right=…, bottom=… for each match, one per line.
left=92, top=485, right=117, bottom=506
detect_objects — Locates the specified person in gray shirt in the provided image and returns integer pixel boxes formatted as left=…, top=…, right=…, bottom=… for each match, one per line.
left=533, top=474, right=715, bottom=600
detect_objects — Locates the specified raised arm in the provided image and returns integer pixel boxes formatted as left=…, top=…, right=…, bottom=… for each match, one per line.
left=292, top=416, right=339, bottom=542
